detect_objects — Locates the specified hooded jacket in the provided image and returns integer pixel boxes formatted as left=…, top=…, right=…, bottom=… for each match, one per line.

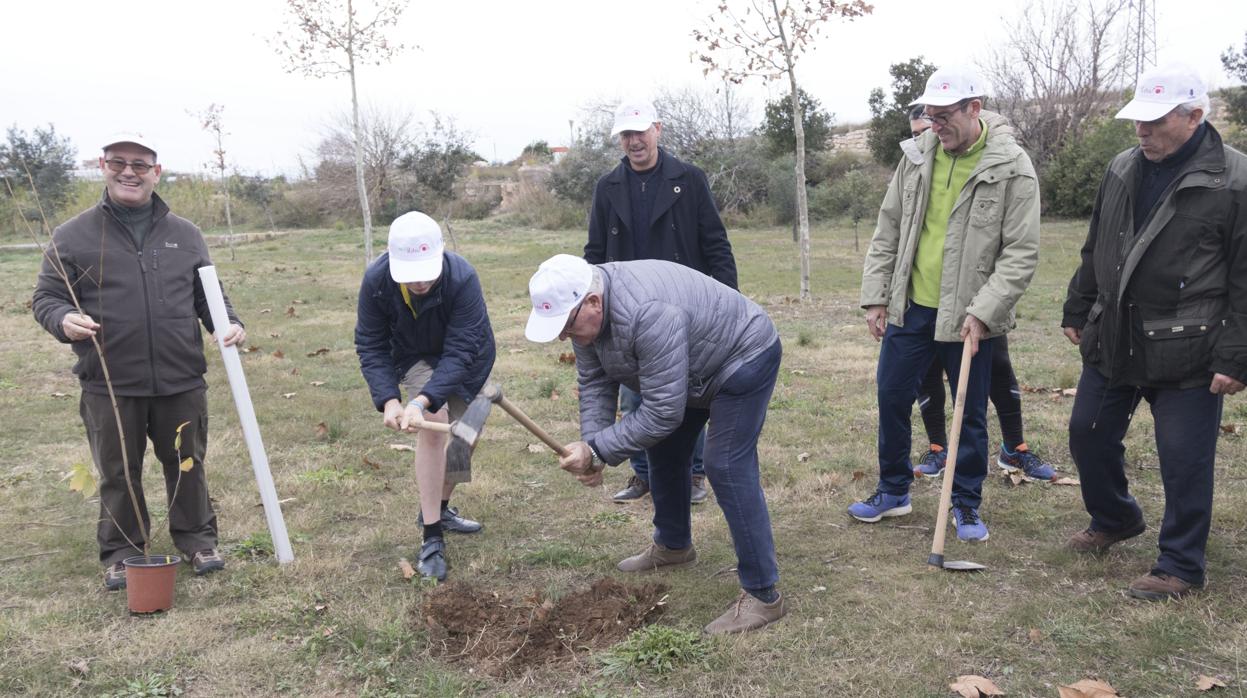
left=32, top=192, right=241, bottom=397
left=584, top=148, right=738, bottom=290
left=1062, top=123, right=1247, bottom=388
left=860, top=111, right=1040, bottom=341
left=355, top=251, right=496, bottom=412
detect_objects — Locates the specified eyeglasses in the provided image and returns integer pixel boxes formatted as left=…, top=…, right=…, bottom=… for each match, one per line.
left=921, top=100, right=971, bottom=127
left=104, top=158, right=155, bottom=175
left=560, top=301, right=585, bottom=338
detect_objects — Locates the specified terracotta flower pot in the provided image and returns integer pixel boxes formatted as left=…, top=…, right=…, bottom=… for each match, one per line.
left=123, top=554, right=181, bottom=614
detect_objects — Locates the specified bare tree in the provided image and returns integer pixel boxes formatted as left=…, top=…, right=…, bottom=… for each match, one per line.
left=654, top=82, right=753, bottom=158
left=979, top=0, right=1130, bottom=170
left=272, top=0, right=408, bottom=264
left=319, top=105, right=418, bottom=218
left=191, top=104, right=236, bottom=260
left=694, top=0, right=872, bottom=300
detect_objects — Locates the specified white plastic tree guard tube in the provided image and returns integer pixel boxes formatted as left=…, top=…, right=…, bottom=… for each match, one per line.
left=198, top=265, right=295, bottom=564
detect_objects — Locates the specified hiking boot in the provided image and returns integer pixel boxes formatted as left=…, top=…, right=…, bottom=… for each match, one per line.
left=617, top=542, right=697, bottom=573
left=440, top=506, right=483, bottom=534
left=1067, top=519, right=1146, bottom=552
left=192, top=549, right=226, bottom=576
left=997, top=443, right=1056, bottom=480
left=103, top=562, right=126, bottom=591
left=914, top=445, right=947, bottom=477
left=1127, top=572, right=1202, bottom=601
left=612, top=475, right=650, bottom=502
left=848, top=491, right=911, bottom=523
left=952, top=504, right=989, bottom=541
left=704, top=591, right=786, bottom=634
left=417, top=537, right=447, bottom=582
left=690, top=474, right=710, bottom=504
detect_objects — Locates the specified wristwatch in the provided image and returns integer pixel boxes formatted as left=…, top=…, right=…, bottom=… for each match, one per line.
left=587, top=443, right=605, bottom=473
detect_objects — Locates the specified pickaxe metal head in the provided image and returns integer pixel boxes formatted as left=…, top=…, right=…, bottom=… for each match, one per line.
left=445, top=392, right=493, bottom=472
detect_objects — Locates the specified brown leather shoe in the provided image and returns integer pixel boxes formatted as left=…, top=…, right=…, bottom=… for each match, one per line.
left=612, top=476, right=650, bottom=502
left=1067, top=519, right=1146, bottom=552
left=617, top=542, right=697, bottom=573
left=704, top=591, right=786, bottom=634
left=1127, top=572, right=1202, bottom=601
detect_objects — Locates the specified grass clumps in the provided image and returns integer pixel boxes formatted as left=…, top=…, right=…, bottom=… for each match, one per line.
left=598, top=625, right=709, bottom=677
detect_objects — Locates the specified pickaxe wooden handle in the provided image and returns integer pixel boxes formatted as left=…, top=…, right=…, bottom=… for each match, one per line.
left=482, top=385, right=570, bottom=457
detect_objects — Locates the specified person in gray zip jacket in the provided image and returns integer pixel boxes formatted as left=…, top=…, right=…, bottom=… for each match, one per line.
left=1061, top=64, right=1247, bottom=601
left=524, top=254, right=785, bottom=635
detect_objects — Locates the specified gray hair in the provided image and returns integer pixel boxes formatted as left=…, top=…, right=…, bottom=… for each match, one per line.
left=1175, top=94, right=1211, bottom=123
left=586, top=266, right=603, bottom=296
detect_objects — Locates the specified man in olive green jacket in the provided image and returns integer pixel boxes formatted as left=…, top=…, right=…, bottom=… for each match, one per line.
left=851, top=66, right=1039, bottom=542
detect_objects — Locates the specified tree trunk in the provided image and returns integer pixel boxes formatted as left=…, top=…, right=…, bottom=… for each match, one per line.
left=347, top=0, right=374, bottom=265
left=220, top=159, right=235, bottom=261
left=788, top=67, right=812, bottom=300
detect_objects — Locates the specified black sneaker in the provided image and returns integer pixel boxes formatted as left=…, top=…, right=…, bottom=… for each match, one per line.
left=612, top=475, right=650, bottom=502
left=103, top=562, right=126, bottom=591
left=440, top=506, right=483, bottom=534
left=417, top=537, right=447, bottom=582
left=690, top=474, right=710, bottom=504
left=191, top=548, right=226, bottom=576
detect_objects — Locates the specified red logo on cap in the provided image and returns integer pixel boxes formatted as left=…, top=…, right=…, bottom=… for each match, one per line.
left=541, top=302, right=552, bottom=311
left=418, top=243, right=429, bottom=253
left=1153, top=85, right=1165, bottom=95
left=940, top=82, right=951, bottom=91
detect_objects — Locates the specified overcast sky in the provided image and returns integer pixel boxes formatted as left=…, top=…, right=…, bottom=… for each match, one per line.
left=5, top=0, right=1244, bottom=175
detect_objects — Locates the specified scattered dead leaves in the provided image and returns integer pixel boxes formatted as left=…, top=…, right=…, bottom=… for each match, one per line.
left=1027, top=628, right=1043, bottom=644
left=1052, top=476, right=1081, bottom=486
left=797, top=452, right=810, bottom=462
left=549, top=389, right=560, bottom=401
left=1057, top=679, right=1118, bottom=698
left=526, top=443, right=544, bottom=454
left=306, top=348, right=330, bottom=357
left=949, top=674, right=1004, bottom=697
left=851, top=470, right=866, bottom=482
left=1219, top=424, right=1239, bottom=435
left=282, top=392, right=297, bottom=399
left=272, top=350, right=285, bottom=359
left=50, top=392, right=69, bottom=398
left=398, top=558, right=416, bottom=580
left=243, top=345, right=261, bottom=353
left=314, top=422, right=328, bottom=439
left=65, top=658, right=90, bottom=676
left=389, top=443, right=415, bottom=452
left=558, top=352, right=575, bottom=364
left=309, top=381, right=326, bottom=387
left=362, top=455, right=381, bottom=470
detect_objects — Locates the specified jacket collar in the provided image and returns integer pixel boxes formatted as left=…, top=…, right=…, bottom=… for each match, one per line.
left=604, top=148, right=689, bottom=232
left=101, top=190, right=171, bottom=222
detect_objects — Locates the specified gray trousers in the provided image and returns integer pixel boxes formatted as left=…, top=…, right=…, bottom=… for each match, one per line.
left=79, top=388, right=218, bottom=566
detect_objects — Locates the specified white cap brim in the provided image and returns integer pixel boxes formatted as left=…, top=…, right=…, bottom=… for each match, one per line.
left=525, top=307, right=573, bottom=343
left=611, top=116, right=654, bottom=137
left=909, top=92, right=967, bottom=107
left=102, top=134, right=157, bottom=157
left=1115, top=99, right=1178, bottom=122
left=389, top=254, right=443, bottom=283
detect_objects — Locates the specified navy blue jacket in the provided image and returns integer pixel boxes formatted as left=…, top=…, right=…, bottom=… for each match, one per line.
left=584, top=148, right=738, bottom=290
left=355, top=251, right=496, bottom=412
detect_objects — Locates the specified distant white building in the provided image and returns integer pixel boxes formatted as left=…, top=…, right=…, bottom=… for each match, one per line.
left=72, top=159, right=103, bottom=181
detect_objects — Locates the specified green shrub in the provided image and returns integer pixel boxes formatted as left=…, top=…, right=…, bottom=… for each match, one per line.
left=1042, top=117, right=1136, bottom=217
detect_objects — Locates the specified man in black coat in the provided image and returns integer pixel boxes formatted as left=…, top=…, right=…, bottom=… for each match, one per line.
left=1062, top=64, right=1247, bottom=601
left=584, top=99, right=737, bottom=505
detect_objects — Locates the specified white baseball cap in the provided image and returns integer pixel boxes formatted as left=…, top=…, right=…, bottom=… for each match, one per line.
left=1116, top=63, right=1207, bottom=122
left=387, top=211, right=444, bottom=283
left=101, top=133, right=157, bottom=158
left=611, top=100, right=658, bottom=137
left=910, top=66, right=989, bottom=107
left=526, top=254, right=593, bottom=342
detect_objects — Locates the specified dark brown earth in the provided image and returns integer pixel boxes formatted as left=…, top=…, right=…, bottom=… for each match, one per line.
left=420, top=577, right=669, bottom=676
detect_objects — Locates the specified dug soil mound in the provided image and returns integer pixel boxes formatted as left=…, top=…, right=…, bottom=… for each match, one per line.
left=420, top=577, right=669, bottom=676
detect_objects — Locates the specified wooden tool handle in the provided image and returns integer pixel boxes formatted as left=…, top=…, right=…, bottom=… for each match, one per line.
left=497, top=395, right=570, bottom=457
left=404, top=417, right=452, bottom=434
left=930, top=338, right=974, bottom=561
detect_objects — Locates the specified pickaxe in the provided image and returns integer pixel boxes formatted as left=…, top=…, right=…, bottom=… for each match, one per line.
left=404, top=392, right=494, bottom=471
left=481, top=384, right=569, bottom=457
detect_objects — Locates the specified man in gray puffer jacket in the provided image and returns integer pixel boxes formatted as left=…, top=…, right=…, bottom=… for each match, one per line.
left=525, top=254, right=784, bottom=634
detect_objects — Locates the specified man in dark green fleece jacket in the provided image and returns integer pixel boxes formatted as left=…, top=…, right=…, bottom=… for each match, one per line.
left=32, top=134, right=245, bottom=591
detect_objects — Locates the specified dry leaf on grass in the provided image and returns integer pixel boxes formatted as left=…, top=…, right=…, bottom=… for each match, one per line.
left=790, top=368, right=806, bottom=375
left=285, top=306, right=296, bottom=317
left=259, top=308, right=272, bottom=314
left=314, top=422, right=329, bottom=439
left=797, top=452, right=810, bottom=462
left=269, top=332, right=281, bottom=338
left=525, top=443, right=544, bottom=454
left=306, top=348, right=330, bottom=357
left=243, top=345, right=261, bottom=353
left=1007, top=472, right=1025, bottom=486
left=282, top=392, right=297, bottom=399
left=362, top=455, right=381, bottom=470
left=1219, top=424, right=1239, bottom=435
left=309, top=381, right=326, bottom=387
left=851, top=470, right=866, bottom=482
left=1027, top=628, right=1043, bottom=643
left=1058, top=679, right=1118, bottom=698
left=558, top=352, right=575, bottom=364
left=549, top=389, right=560, bottom=401
left=389, top=443, right=415, bottom=452
left=272, top=350, right=285, bottom=359
left=508, top=348, right=526, bottom=354
left=65, top=658, right=90, bottom=676
left=398, top=558, right=416, bottom=580
left=1061, top=388, right=1077, bottom=397
left=1053, top=476, right=1081, bottom=486
left=1196, top=675, right=1227, bottom=691
left=51, top=392, right=69, bottom=398
left=949, top=674, right=1004, bottom=697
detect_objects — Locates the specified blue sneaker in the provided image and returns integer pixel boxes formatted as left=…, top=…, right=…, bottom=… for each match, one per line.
left=997, top=443, right=1055, bottom=481
left=914, top=445, right=947, bottom=477
left=951, top=504, right=989, bottom=542
left=848, top=491, right=912, bottom=523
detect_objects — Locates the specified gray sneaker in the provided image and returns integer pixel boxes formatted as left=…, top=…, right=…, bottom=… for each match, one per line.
left=612, top=475, right=650, bottom=502
left=103, top=562, right=126, bottom=591
left=690, top=474, right=710, bottom=504
left=440, top=506, right=483, bottom=534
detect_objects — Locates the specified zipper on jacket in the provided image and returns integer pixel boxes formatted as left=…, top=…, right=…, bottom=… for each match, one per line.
left=137, top=248, right=160, bottom=393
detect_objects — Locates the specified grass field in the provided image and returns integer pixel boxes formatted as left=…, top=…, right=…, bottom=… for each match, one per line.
left=1, top=217, right=1245, bottom=697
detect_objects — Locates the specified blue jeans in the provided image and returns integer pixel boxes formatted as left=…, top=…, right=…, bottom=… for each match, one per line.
left=877, top=304, right=994, bottom=508
left=621, top=385, right=705, bottom=480
left=648, top=339, right=782, bottom=592
left=1068, top=365, right=1220, bottom=585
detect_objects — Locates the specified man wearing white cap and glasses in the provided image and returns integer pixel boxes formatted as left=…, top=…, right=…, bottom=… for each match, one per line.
left=33, top=133, right=245, bottom=590
left=355, top=211, right=496, bottom=581
left=1062, top=63, right=1247, bottom=600
left=526, top=254, right=784, bottom=634
left=854, top=66, right=1040, bottom=542
left=583, top=99, right=738, bottom=505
